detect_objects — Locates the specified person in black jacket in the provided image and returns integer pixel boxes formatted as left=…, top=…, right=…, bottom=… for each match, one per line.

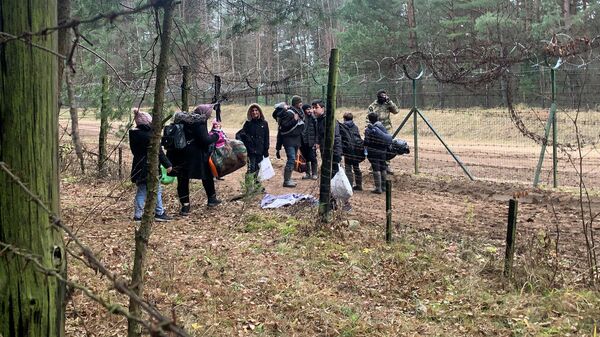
left=129, top=108, right=173, bottom=222
left=341, top=112, right=363, bottom=191
left=273, top=101, right=304, bottom=187
left=167, top=104, right=220, bottom=215
left=239, top=103, right=269, bottom=189
left=312, top=99, right=342, bottom=177
left=364, top=112, right=393, bottom=194
left=300, top=104, right=318, bottom=180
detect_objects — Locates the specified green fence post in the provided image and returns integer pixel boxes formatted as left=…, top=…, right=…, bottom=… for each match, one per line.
left=412, top=79, right=419, bottom=175
left=551, top=69, right=558, bottom=188
left=385, top=179, right=392, bottom=243
left=504, top=198, right=518, bottom=278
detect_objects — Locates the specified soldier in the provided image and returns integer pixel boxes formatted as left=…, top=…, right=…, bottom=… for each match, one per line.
left=367, top=89, right=399, bottom=175
left=367, top=89, right=399, bottom=133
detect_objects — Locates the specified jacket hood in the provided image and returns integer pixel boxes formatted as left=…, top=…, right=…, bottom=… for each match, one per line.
left=246, top=103, right=265, bottom=121
left=343, top=120, right=356, bottom=128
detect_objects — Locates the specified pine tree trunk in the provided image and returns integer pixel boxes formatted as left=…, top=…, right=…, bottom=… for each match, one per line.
left=127, top=1, right=176, bottom=336
left=0, top=1, right=66, bottom=336
left=66, top=71, right=85, bottom=173
left=98, top=75, right=110, bottom=176
left=57, top=0, right=71, bottom=89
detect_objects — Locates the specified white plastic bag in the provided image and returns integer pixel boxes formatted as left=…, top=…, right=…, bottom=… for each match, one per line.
left=258, top=156, right=275, bottom=181
left=331, top=168, right=353, bottom=200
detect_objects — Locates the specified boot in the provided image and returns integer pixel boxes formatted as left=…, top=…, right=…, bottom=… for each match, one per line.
left=311, top=161, right=319, bottom=180
left=302, top=162, right=312, bottom=179
left=283, top=168, right=297, bottom=188
left=371, top=171, right=383, bottom=194
left=354, top=170, right=363, bottom=191
left=180, top=203, right=191, bottom=216
left=207, top=194, right=222, bottom=207
left=381, top=171, right=388, bottom=192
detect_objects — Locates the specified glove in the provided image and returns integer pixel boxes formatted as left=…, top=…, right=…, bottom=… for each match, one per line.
left=276, top=150, right=281, bottom=159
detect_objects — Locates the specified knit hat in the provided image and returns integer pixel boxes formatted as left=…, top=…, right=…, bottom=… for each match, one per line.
left=193, top=104, right=213, bottom=119
left=133, top=108, right=152, bottom=126
left=291, top=95, right=302, bottom=107
left=302, top=104, right=311, bottom=113
left=212, top=119, right=221, bottom=129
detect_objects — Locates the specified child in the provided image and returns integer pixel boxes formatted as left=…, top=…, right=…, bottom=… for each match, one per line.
left=364, top=112, right=392, bottom=194
left=209, top=119, right=228, bottom=148
left=129, top=108, right=173, bottom=221
left=341, top=112, right=364, bottom=191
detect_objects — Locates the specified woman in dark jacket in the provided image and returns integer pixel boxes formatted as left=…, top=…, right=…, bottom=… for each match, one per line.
left=239, top=103, right=269, bottom=189
left=129, top=109, right=172, bottom=221
left=167, top=104, right=220, bottom=214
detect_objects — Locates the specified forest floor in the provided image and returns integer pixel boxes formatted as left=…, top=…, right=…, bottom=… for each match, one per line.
left=59, top=106, right=600, bottom=336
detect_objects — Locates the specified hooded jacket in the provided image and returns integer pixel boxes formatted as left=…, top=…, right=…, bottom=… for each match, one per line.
left=129, top=124, right=172, bottom=184
left=166, top=107, right=218, bottom=180
left=364, top=121, right=393, bottom=159
left=240, top=103, right=270, bottom=157
left=273, top=102, right=303, bottom=149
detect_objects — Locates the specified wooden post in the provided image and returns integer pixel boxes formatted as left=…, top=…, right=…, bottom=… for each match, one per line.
left=504, top=198, right=518, bottom=278
left=386, top=179, right=392, bottom=243
left=118, top=146, right=123, bottom=180
left=181, top=65, right=190, bottom=111
left=318, top=49, right=339, bottom=223
left=98, top=75, right=110, bottom=176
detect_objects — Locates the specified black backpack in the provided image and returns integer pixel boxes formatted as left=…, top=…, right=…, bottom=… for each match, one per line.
left=161, top=123, right=186, bottom=150
left=338, top=122, right=365, bottom=162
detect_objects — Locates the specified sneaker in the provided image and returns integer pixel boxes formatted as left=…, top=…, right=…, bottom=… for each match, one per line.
left=207, top=197, right=222, bottom=207
left=311, top=174, right=319, bottom=180
left=155, top=213, right=173, bottom=222
left=133, top=216, right=142, bottom=222
left=180, top=205, right=190, bottom=216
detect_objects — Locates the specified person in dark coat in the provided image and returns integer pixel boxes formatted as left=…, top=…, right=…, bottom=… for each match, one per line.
left=364, top=112, right=393, bottom=194
left=239, top=103, right=269, bottom=189
left=167, top=104, right=220, bottom=214
left=129, top=108, right=173, bottom=222
left=312, top=99, right=342, bottom=177
left=341, top=112, right=363, bottom=191
left=300, top=103, right=318, bottom=180
left=273, top=101, right=304, bottom=187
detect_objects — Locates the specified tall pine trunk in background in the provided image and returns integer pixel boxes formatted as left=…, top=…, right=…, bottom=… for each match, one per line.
left=127, top=1, right=176, bottom=336
left=0, top=0, right=66, bottom=336
left=66, top=71, right=86, bottom=173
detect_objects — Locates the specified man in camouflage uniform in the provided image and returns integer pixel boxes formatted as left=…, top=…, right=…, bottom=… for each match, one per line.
left=367, top=89, right=399, bottom=174
left=367, top=89, right=399, bottom=132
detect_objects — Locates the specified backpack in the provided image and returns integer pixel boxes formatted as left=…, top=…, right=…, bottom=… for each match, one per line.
left=338, top=122, right=365, bottom=162
left=161, top=123, right=186, bottom=150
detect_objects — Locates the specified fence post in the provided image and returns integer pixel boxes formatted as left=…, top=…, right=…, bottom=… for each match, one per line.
left=386, top=179, right=392, bottom=243
left=118, top=146, right=123, bottom=180
left=504, top=198, right=518, bottom=278
left=318, top=49, right=339, bottom=223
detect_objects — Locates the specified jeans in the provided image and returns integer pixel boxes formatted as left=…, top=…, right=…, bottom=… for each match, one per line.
left=247, top=154, right=263, bottom=174
left=284, top=145, right=297, bottom=171
left=134, top=183, right=164, bottom=218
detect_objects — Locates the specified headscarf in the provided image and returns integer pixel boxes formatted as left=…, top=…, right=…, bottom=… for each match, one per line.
left=133, top=108, right=152, bottom=126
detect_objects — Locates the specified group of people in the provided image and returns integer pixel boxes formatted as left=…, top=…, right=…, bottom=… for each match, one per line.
left=128, top=89, right=400, bottom=221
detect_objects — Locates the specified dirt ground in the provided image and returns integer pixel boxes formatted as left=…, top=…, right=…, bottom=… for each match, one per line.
left=58, top=112, right=600, bottom=336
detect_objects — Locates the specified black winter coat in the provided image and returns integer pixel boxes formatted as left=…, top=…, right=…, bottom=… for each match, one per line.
left=241, top=118, right=270, bottom=156
left=276, top=108, right=303, bottom=149
left=167, top=112, right=218, bottom=180
left=316, top=115, right=343, bottom=163
left=129, top=124, right=172, bottom=184
left=301, top=114, right=318, bottom=148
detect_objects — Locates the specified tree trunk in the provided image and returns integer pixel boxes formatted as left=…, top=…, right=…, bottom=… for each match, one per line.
left=0, top=0, right=66, bottom=336
left=98, top=75, right=110, bottom=176
left=66, top=71, right=85, bottom=173
left=181, top=65, right=190, bottom=112
left=127, top=1, right=176, bottom=336
left=563, top=0, right=571, bottom=28
left=407, top=0, right=418, bottom=51
left=57, top=0, right=71, bottom=92
left=318, top=48, right=339, bottom=223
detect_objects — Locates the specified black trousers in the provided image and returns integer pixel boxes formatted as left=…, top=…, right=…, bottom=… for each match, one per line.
left=177, top=176, right=216, bottom=205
